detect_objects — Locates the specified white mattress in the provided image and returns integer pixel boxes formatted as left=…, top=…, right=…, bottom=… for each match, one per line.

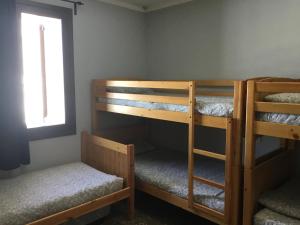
left=259, top=113, right=300, bottom=126
left=0, top=162, right=123, bottom=225
left=254, top=208, right=300, bottom=225
left=260, top=93, right=300, bottom=126
left=97, top=95, right=234, bottom=118
left=135, top=150, right=225, bottom=212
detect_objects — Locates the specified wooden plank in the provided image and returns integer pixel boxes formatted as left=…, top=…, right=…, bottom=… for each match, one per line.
left=90, top=135, right=128, bottom=155
left=188, top=81, right=196, bottom=208
left=96, top=103, right=189, bottom=123
left=93, top=80, right=190, bottom=90
left=255, top=121, right=300, bottom=140
left=193, top=202, right=225, bottom=221
left=136, top=180, right=225, bottom=225
left=81, top=131, right=88, bottom=163
left=27, top=188, right=130, bottom=225
left=97, top=92, right=189, bottom=105
left=243, top=80, right=256, bottom=225
left=224, top=119, right=233, bottom=223
left=255, top=101, right=300, bottom=114
left=195, top=115, right=228, bottom=129
left=244, top=81, right=256, bottom=169
left=230, top=80, right=244, bottom=225
left=127, top=144, right=135, bottom=219
left=256, top=82, right=300, bottom=93
left=193, top=148, right=226, bottom=161
left=197, top=91, right=234, bottom=97
left=193, top=176, right=225, bottom=190
left=196, top=80, right=235, bottom=87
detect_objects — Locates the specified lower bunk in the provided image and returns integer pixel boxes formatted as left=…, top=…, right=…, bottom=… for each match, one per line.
left=254, top=178, right=300, bottom=225
left=135, top=149, right=225, bottom=213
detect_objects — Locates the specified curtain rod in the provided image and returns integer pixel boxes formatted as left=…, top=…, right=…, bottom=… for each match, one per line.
left=60, top=0, right=83, bottom=15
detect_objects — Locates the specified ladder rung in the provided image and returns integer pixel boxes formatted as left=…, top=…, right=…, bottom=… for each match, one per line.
left=193, top=148, right=226, bottom=161
left=193, top=176, right=225, bottom=190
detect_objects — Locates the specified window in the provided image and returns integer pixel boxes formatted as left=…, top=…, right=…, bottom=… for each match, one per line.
left=17, top=0, right=76, bottom=140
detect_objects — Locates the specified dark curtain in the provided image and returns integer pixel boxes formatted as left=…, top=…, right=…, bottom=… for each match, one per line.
left=0, top=0, right=30, bottom=170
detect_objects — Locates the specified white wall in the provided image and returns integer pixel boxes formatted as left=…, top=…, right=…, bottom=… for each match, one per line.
left=0, top=0, right=147, bottom=176
left=146, top=0, right=300, bottom=80
left=145, top=0, right=300, bottom=171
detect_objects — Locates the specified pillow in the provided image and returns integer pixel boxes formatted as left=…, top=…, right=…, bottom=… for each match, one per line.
left=133, top=141, right=156, bottom=155
left=258, top=178, right=300, bottom=219
left=264, top=93, right=300, bottom=104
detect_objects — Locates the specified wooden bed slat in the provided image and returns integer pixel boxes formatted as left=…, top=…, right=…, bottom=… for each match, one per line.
left=136, top=180, right=225, bottom=225
left=193, top=202, right=225, bottom=221
left=255, top=101, right=300, bottom=114
left=256, top=82, right=300, bottom=93
left=193, top=176, right=225, bottom=190
left=28, top=188, right=130, bottom=225
left=196, top=80, right=235, bottom=87
left=193, top=148, right=226, bottom=161
left=93, top=80, right=190, bottom=90
left=197, top=91, right=234, bottom=97
left=195, top=115, right=229, bottom=129
left=89, top=135, right=128, bottom=155
left=255, top=121, right=300, bottom=140
left=96, top=103, right=189, bottom=123
left=97, top=92, right=189, bottom=105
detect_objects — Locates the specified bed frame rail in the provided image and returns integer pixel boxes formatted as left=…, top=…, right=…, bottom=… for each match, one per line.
left=26, top=132, right=134, bottom=225
left=92, top=80, right=192, bottom=132
left=243, top=79, right=299, bottom=225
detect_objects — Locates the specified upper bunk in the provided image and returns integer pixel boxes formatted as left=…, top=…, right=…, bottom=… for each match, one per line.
left=91, top=79, right=244, bottom=130
left=246, top=78, right=300, bottom=140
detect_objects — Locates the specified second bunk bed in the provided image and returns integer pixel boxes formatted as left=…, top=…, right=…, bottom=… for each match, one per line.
left=91, top=79, right=245, bottom=225
left=243, top=78, right=300, bottom=225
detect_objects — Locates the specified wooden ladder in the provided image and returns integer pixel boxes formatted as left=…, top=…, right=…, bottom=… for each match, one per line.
left=187, top=82, right=234, bottom=222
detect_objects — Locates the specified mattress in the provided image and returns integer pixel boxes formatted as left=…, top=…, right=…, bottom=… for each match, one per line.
left=0, top=162, right=123, bottom=225
left=259, top=112, right=300, bottom=126
left=259, top=93, right=300, bottom=126
left=135, top=150, right=225, bottom=212
left=97, top=95, right=234, bottom=117
left=258, top=179, right=300, bottom=220
left=254, top=178, right=300, bottom=225
left=254, top=208, right=300, bottom=225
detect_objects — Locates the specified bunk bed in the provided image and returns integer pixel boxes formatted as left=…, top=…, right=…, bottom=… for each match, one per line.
left=91, top=80, right=245, bottom=225
left=243, top=78, right=300, bottom=225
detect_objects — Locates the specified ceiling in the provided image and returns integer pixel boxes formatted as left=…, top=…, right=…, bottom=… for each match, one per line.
left=97, top=0, right=193, bottom=12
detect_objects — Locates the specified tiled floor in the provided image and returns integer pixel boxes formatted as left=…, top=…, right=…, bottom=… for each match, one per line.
left=92, top=191, right=216, bottom=225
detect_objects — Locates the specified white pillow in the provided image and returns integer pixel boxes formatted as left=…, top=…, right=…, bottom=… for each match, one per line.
left=264, top=93, right=300, bottom=104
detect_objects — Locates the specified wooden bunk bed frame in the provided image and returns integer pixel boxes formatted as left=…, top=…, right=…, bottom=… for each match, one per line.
left=243, top=79, right=300, bottom=225
left=91, top=79, right=245, bottom=225
left=27, top=132, right=134, bottom=225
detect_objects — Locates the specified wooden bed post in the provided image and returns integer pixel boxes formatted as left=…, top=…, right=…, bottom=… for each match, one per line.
left=81, top=131, right=88, bottom=164
left=230, top=81, right=245, bottom=225
left=127, top=144, right=135, bottom=219
left=243, top=80, right=256, bottom=225
left=188, top=81, right=196, bottom=208
left=91, top=80, right=100, bottom=134
left=224, top=118, right=233, bottom=224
